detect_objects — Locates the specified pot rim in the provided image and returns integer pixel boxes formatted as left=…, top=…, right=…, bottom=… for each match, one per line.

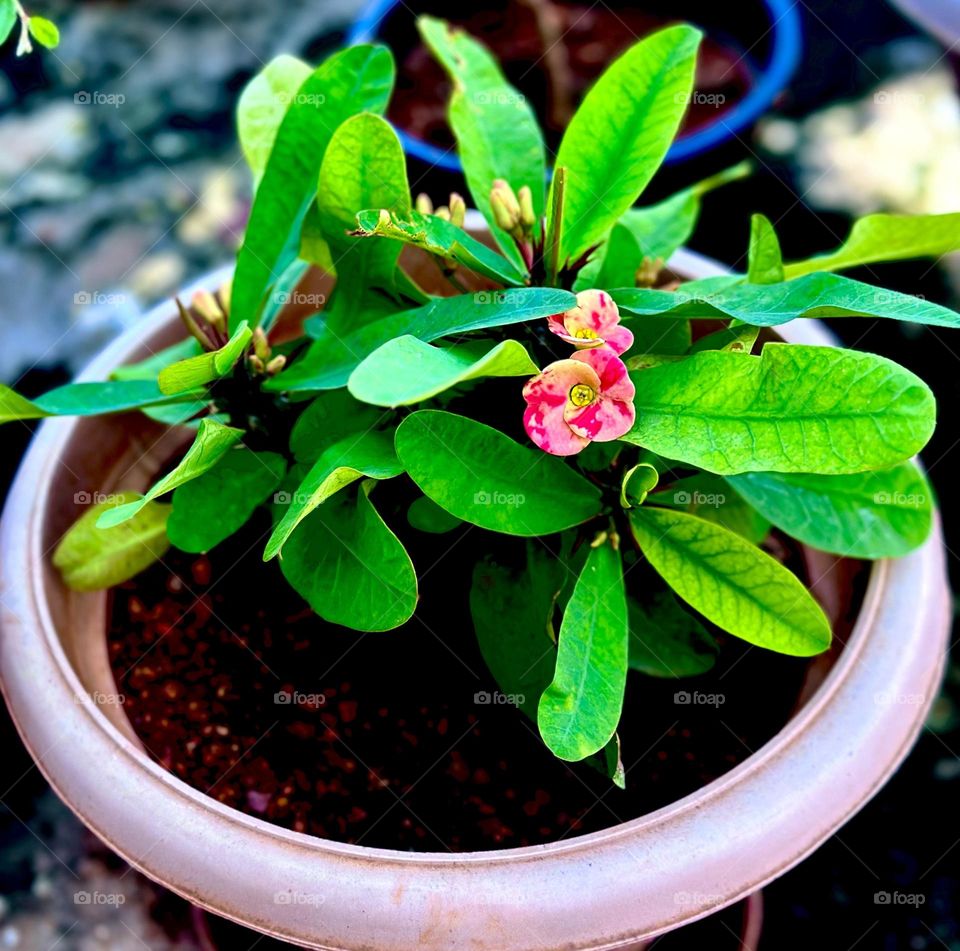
left=0, top=250, right=949, bottom=949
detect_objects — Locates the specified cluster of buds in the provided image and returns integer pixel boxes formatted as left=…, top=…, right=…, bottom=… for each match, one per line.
left=176, top=280, right=232, bottom=352
left=635, top=256, right=664, bottom=288
left=416, top=191, right=467, bottom=274
left=490, top=179, right=536, bottom=268
left=248, top=327, right=286, bottom=377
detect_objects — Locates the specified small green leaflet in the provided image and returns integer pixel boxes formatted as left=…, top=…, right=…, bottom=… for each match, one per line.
left=470, top=546, right=566, bottom=721
left=726, top=463, right=933, bottom=559
left=0, top=380, right=198, bottom=424
left=620, top=463, right=659, bottom=508
left=269, top=287, right=575, bottom=393
left=784, top=212, right=960, bottom=279
left=97, top=419, right=244, bottom=528
left=167, top=449, right=286, bottom=553
left=348, top=335, right=538, bottom=407
left=280, top=481, right=417, bottom=632
left=28, top=15, right=58, bottom=48
left=630, top=506, right=831, bottom=656
left=237, top=54, right=312, bottom=180
left=317, top=114, right=410, bottom=317
left=623, top=344, right=935, bottom=475
left=53, top=492, right=170, bottom=592
left=627, top=590, right=718, bottom=678
left=231, top=45, right=394, bottom=330
left=264, top=431, right=402, bottom=560
left=158, top=322, right=252, bottom=395
left=288, top=389, right=384, bottom=464
left=612, top=272, right=960, bottom=328
left=655, top=472, right=771, bottom=543
left=352, top=209, right=528, bottom=287
left=407, top=495, right=463, bottom=534
left=747, top=214, right=784, bottom=284
left=538, top=539, right=629, bottom=761
left=395, top=410, right=603, bottom=536
left=419, top=15, right=546, bottom=268
left=547, top=25, right=701, bottom=267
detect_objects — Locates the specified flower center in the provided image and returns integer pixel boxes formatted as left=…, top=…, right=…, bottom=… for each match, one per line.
left=568, top=383, right=596, bottom=407
left=573, top=327, right=600, bottom=340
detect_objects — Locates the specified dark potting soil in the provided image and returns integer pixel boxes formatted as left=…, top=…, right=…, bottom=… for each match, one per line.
left=107, top=491, right=861, bottom=854
left=387, top=0, right=753, bottom=155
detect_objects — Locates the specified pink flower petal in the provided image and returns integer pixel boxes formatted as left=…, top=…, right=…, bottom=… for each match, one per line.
left=600, top=324, right=634, bottom=356
left=566, top=395, right=636, bottom=442
left=523, top=359, right=599, bottom=456
left=570, top=348, right=635, bottom=402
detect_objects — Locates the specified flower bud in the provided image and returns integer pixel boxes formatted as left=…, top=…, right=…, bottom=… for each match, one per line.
left=434, top=206, right=451, bottom=223
left=415, top=193, right=434, bottom=215
left=635, top=256, right=664, bottom=288
left=490, top=179, right=521, bottom=234
left=252, top=326, right=271, bottom=362
left=449, top=192, right=466, bottom=229
left=517, top=185, right=536, bottom=230
left=192, top=289, right=225, bottom=332
left=266, top=355, right=287, bottom=375
left=248, top=354, right=265, bottom=374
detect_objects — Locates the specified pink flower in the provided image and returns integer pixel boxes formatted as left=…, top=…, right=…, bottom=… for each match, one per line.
left=523, top=348, right=636, bottom=456
left=547, top=289, right=633, bottom=355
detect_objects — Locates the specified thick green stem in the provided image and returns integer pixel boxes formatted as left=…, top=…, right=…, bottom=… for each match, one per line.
left=546, top=166, right=567, bottom=287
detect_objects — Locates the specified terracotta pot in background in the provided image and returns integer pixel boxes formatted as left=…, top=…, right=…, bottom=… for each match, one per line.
left=0, top=247, right=949, bottom=950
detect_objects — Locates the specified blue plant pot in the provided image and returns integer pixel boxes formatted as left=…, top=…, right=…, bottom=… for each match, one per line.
left=348, top=0, right=802, bottom=170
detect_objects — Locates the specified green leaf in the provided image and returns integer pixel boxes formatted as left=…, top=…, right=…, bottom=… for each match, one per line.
left=352, top=209, right=527, bottom=287
left=158, top=322, right=252, bottom=395
left=348, top=335, right=538, bottom=407
left=396, top=411, right=603, bottom=536
left=619, top=161, right=751, bottom=263
left=317, top=114, right=410, bottom=314
left=689, top=322, right=758, bottom=355
left=629, top=507, right=831, bottom=656
left=289, top=389, right=384, bottom=464
left=574, top=223, right=642, bottom=292
left=237, top=54, right=312, bottom=180
left=111, top=339, right=202, bottom=381
left=546, top=25, right=701, bottom=267
left=280, top=481, right=417, bottom=632
left=167, top=449, right=286, bottom=553
left=747, top=213, right=784, bottom=284
left=622, top=344, right=935, bottom=474
left=419, top=15, right=545, bottom=268
left=97, top=419, right=244, bottom=528
left=407, top=495, right=463, bottom=533
left=269, top=287, right=575, bottom=393
left=0, top=380, right=198, bottom=424
left=538, top=539, right=628, bottom=761
left=612, top=271, right=960, bottom=328
left=726, top=463, right=933, bottom=558
left=27, top=15, right=58, bottom=48
left=0, top=2, right=16, bottom=45
left=620, top=463, right=658, bottom=508
left=784, top=212, right=960, bottom=279
left=627, top=589, right=718, bottom=678
left=470, top=545, right=565, bottom=721
left=231, top=45, right=394, bottom=330
left=655, top=473, right=771, bottom=543
left=53, top=493, right=170, bottom=592
left=264, top=431, right=402, bottom=560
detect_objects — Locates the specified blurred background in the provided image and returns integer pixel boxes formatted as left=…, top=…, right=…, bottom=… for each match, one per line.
left=1, top=0, right=959, bottom=947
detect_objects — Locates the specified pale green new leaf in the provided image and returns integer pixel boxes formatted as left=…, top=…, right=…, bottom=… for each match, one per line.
left=264, top=431, right=402, bottom=560
left=97, top=419, right=244, bottom=528
left=348, top=335, right=538, bottom=407
left=629, top=506, right=832, bottom=655
left=623, top=344, right=935, bottom=474
left=627, top=589, right=718, bottom=677
left=395, top=410, right=602, bottom=536
left=158, top=322, right=252, bottom=395
left=547, top=25, right=701, bottom=267
left=747, top=213, right=784, bottom=284
left=53, top=492, right=170, bottom=592
left=726, top=463, right=933, bottom=558
left=784, top=212, right=960, bottom=279
left=538, top=540, right=629, bottom=761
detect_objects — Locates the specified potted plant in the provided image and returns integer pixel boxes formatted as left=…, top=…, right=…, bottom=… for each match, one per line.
left=347, top=0, right=802, bottom=170
left=0, top=17, right=956, bottom=949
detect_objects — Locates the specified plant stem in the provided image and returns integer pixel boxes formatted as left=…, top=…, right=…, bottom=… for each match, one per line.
left=546, top=166, right=567, bottom=287
left=518, top=0, right=574, bottom=127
